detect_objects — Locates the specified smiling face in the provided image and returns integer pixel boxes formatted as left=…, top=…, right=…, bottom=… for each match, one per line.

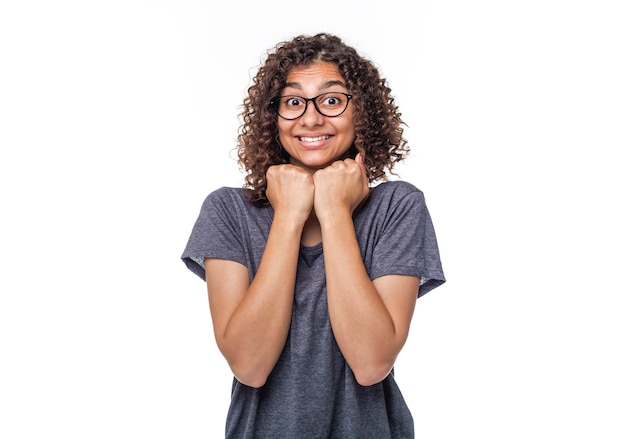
left=277, top=62, right=355, bottom=173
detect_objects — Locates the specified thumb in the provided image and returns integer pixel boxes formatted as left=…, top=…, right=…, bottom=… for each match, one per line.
left=355, top=152, right=366, bottom=175
left=354, top=152, right=369, bottom=187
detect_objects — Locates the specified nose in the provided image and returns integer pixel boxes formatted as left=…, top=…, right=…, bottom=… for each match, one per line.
left=299, top=100, right=325, bottom=126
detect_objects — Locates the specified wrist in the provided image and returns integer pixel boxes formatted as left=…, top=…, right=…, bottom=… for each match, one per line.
left=317, top=207, right=352, bottom=228
left=273, top=209, right=310, bottom=229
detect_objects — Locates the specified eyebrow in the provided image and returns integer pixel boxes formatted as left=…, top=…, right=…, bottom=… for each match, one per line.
left=283, top=80, right=347, bottom=91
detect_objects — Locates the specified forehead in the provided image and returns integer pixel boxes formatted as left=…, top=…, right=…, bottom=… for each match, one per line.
left=284, top=61, right=346, bottom=86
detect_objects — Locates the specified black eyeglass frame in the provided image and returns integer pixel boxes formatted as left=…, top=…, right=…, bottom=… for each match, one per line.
left=271, top=92, right=353, bottom=120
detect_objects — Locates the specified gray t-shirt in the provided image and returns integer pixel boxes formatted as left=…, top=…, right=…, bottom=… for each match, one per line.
left=182, top=180, right=445, bottom=438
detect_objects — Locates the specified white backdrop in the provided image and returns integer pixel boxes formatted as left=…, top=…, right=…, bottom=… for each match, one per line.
left=1, top=0, right=625, bottom=437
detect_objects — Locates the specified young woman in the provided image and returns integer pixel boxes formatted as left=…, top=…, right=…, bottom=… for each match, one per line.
left=182, top=33, right=445, bottom=438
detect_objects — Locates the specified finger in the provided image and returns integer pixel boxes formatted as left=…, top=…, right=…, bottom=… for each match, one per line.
left=354, top=152, right=368, bottom=179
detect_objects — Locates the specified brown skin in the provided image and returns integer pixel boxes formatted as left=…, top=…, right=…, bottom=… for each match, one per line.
left=205, top=62, right=420, bottom=388
left=237, top=33, right=410, bottom=206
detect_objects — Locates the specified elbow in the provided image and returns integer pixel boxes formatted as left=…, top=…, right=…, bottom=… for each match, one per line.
left=347, top=345, right=403, bottom=386
left=352, top=362, right=394, bottom=387
left=217, top=342, right=274, bottom=388
left=229, top=361, right=271, bottom=388
left=236, top=375, right=268, bottom=389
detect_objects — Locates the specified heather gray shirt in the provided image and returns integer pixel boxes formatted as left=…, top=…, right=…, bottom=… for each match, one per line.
left=182, top=181, right=445, bottom=438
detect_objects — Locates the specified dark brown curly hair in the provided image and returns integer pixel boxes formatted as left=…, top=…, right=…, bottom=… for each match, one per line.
left=237, top=33, right=409, bottom=205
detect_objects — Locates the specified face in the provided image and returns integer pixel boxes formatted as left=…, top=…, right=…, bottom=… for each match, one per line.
left=277, top=62, right=355, bottom=173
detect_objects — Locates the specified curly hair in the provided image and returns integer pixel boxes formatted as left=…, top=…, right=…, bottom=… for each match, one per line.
left=237, top=33, right=409, bottom=205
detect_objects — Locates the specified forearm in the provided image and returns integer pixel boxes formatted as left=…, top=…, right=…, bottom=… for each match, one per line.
left=217, top=214, right=303, bottom=386
left=320, top=211, right=402, bottom=386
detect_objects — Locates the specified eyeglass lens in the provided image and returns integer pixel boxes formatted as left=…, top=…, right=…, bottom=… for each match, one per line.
left=276, top=92, right=350, bottom=119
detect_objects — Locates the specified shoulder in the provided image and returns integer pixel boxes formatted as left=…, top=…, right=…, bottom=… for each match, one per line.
left=369, top=180, right=426, bottom=204
left=198, top=187, right=271, bottom=226
left=355, top=181, right=430, bottom=227
left=204, top=186, right=246, bottom=203
left=201, top=187, right=254, bottom=210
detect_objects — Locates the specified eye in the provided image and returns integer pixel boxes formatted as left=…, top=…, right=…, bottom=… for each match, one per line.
left=319, top=93, right=344, bottom=107
left=283, top=96, right=304, bottom=108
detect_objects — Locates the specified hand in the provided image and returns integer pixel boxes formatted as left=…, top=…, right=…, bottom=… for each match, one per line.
left=266, top=164, right=315, bottom=224
left=312, top=153, right=370, bottom=221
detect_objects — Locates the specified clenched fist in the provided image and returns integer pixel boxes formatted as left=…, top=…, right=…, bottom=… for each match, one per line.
left=266, top=164, right=315, bottom=225
left=312, top=153, right=370, bottom=221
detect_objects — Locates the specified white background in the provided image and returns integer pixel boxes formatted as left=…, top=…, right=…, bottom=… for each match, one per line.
left=1, top=0, right=625, bottom=437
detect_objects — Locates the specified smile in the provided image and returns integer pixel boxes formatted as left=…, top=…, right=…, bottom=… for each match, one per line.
left=298, top=135, right=330, bottom=143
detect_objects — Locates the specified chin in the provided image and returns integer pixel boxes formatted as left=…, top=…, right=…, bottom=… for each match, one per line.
left=302, top=158, right=336, bottom=170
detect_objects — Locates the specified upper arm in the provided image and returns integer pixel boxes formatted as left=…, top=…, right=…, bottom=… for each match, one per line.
left=204, top=258, right=250, bottom=343
left=372, top=274, right=421, bottom=343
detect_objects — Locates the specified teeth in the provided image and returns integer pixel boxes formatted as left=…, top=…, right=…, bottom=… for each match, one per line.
left=299, top=135, right=329, bottom=142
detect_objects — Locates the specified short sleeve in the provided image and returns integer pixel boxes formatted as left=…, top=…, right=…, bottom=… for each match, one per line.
left=181, top=188, right=249, bottom=282
left=369, top=186, right=445, bottom=297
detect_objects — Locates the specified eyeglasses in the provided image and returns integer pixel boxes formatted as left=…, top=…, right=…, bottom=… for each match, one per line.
left=271, top=92, right=353, bottom=120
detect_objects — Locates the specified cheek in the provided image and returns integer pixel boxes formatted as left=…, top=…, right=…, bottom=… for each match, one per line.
left=277, top=120, right=290, bottom=139
left=340, top=119, right=356, bottom=141
left=342, top=112, right=356, bottom=137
